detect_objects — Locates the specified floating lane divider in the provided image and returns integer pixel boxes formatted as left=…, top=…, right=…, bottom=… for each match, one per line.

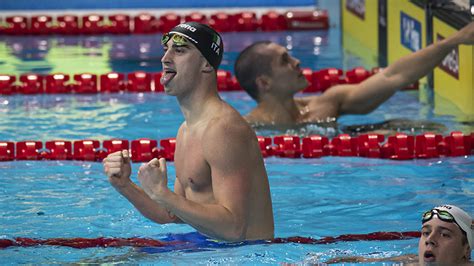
left=0, top=132, right=472, bottom=162
left=0, top=9, right=329, bottom=36
left=0, top=67, right=418, bottom=95
left=0, top=231, right=421, bottom=249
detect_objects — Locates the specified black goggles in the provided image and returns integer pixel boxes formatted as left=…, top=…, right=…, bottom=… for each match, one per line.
left=422, top=209, right=461, bottom=228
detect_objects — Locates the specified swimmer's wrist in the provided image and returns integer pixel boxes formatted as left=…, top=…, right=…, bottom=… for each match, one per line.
left=149, top=187, right=172, bottom=205
left=113, top=180, right=137, bottom=194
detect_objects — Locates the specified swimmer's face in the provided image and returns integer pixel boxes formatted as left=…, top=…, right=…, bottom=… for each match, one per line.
left=418, top=217, right=470, bottom=265
left=264, top=43, right=308, bottom=94
left=161, top=34, right=207, bottom=96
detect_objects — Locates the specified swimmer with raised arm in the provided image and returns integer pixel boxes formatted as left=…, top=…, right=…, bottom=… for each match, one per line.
left=103, top=22, right=274, bottom=242
left=234, top=22, right=474, bottom=129
left=326, top=204, right=473, bottom=265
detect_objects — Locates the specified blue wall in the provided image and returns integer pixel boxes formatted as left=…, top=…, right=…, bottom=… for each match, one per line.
left=0, top=0, right=316, bottom=10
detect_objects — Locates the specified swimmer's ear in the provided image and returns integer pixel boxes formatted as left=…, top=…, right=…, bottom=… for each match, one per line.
left=202, top=60, right=214, bottom=73
left=463, top=241, right=471, bottom=261
left=255, top=75, right=271, bottom=92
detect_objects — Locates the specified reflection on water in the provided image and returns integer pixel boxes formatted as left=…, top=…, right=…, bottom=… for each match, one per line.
left=0, top=93, right=182, bottom=141
left=0, top=30, right=331, bottom=74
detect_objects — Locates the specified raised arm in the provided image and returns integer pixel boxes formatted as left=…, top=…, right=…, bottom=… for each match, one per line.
left=137, top=117, right=263, bottom=242
left=103, top=150, right=181, bottom=224
left=326, top=21, right=474, bottom=115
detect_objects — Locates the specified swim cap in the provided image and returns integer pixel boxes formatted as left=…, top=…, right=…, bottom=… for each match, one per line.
left=433, top=205, right=473, bottom=248
left=163, top=22, right=224, bottom=70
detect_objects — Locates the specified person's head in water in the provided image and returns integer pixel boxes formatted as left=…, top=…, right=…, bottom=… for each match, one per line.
left=418, top=204, right=473, bottom=265
left=234, top=41, right=308, bottom=102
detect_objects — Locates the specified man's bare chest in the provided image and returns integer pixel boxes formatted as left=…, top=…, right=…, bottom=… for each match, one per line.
left=174, top=135, right=212, bottom=192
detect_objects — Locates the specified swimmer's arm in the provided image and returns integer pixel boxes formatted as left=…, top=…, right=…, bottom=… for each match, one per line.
left=114, top=181, right=182, bottom=224
left=152, top=119, right=258, bottom=241
left=329, top=21, right=474, bottom=115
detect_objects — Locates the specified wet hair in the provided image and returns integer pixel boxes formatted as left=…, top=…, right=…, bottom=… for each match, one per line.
left=234, top=41, right=274, bottom=102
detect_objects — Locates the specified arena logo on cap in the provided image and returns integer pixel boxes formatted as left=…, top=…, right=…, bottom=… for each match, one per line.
left=177, top=23, right=197, bottom=32
left=211, top=34, right=221, bottom=55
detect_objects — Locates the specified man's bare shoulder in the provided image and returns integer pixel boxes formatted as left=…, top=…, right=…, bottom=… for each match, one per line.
left=243, top=107, right=273, bottom=125
left=208, top=105, right=255, bottom=140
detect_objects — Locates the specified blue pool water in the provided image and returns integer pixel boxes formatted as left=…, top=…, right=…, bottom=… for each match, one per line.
left=1, top=11, right=473, bottom=266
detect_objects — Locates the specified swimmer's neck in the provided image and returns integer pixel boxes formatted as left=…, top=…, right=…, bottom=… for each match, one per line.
left=177, top=82, right=221, bottom=125
left=249, top=96, right=301, bottom=124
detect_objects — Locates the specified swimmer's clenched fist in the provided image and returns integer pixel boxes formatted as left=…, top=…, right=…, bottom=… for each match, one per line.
left=102, top=150, right=132, bottom=190
left=137, top=158, right=169, bottom=202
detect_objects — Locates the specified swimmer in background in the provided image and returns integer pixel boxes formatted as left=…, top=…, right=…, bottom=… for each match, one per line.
left=103, top=22, right=274, bottom=242
left=234, top=22, right=474, bottom=131
left=324, top=204, right=473, bottom=265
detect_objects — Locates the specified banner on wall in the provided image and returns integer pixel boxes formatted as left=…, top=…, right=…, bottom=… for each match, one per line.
left=345, top=0, right=365, bottom=19
left=400, top=11, right=422, bottom=52
left=436, top=34, right=459, bottom=79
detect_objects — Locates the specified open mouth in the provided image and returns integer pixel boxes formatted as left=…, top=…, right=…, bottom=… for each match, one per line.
left=424, top=251, right=436, bottom=262
left=160, top=69, right=177, bottom=86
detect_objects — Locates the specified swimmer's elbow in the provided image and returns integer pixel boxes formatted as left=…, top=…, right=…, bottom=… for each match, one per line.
left=217, top=217, right=247, bottom=242
left=223, top=224, right=247, bottom=242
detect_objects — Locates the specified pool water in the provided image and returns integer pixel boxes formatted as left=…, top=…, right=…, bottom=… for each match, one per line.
left=1, top=8, right=473, bottom=266
left=1, top=151, right=472, bottom=264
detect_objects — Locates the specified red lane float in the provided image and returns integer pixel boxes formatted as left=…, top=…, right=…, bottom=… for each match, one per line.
left=127, top=72, right=152, bottom=92
left=131, top=138, right=158, bottom=162
left=0, top=231, right=420, bottom=249
left=73, top=73, right=98, bottom=94
left=133, top=13, right=159, bottom=34
left=302, top=135, right=329, bottom=158
left=16, top=141, right=43, bottom=160
left=357, top=134, right=384, bottom=158
left=100, top=72, right=126, bottom=93
left=73, top=140, right=100, bottom=161
left=159, top=138, right=177, bottom=161
left=261, top=11, right=287, bottom=31
left=0, top=9, right=329, bottom=36
left=257, top=136, right=273, bottom=158
left=103, top=139, right=129, bottom=154
left=0, top=66, right=419, bottom=95
left=0, top=132, right=471, bottom=162
left=0, top=142, right=14, bottom=161
left=19, top=74, right=44, bottom=94
left=57, top=15, right=80, bottom=35
left=0, top=75, right=16, bottom=95
left=45, top=73, right=70, bottom=94
left=82, top=14, right=105, bottom=35
left=108, top=14, right=131, bottom=34
left=273, top=135, right=301, bottom=158
left=159, top=12, right=182, bottom=33
left=44, top=140, right=73, bottom=160
left=208, top=12, right=234, bottom=32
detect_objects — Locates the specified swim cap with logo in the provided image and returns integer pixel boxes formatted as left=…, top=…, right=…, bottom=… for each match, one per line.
left=162, top=22, right=224, bottom=70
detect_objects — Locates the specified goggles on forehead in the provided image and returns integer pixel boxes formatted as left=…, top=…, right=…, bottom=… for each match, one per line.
left=161, top=33, right=188, bottom=46
left=422, top=209, right=463, bottom=230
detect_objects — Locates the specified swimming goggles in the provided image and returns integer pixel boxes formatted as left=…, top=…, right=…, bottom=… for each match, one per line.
left=161, top=33, right=187, bottom=46
left=422, top=209, right=461, bottom=229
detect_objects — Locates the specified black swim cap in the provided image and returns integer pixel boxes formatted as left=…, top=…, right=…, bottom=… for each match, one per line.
left=163, top=22, right=224, bottom=70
